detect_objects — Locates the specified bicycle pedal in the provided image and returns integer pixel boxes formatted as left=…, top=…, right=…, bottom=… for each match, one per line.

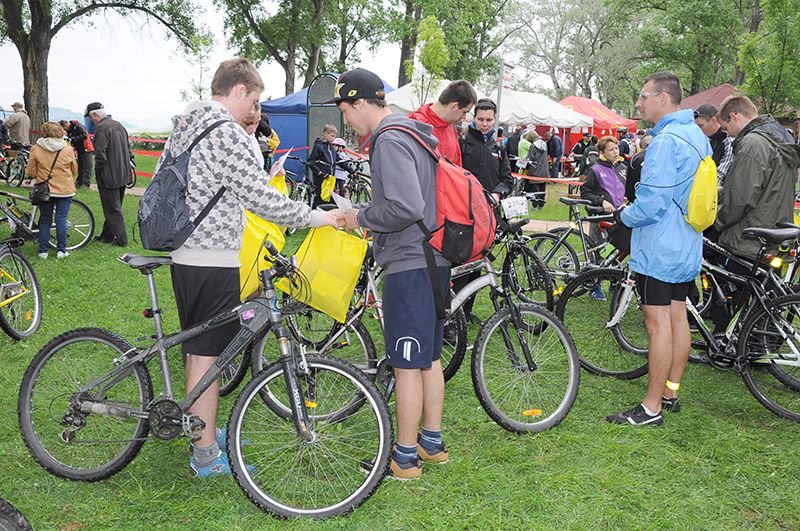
left=182, top=414, right=206, bottom=439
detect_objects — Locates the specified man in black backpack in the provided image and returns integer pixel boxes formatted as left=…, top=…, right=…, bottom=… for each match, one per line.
left=158, top=58, right=338, bottom=477
left=332, top=68, right=450, bottom=481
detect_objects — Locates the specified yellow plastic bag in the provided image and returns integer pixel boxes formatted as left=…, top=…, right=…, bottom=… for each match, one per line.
left=276, top=226, right=367, bottom=322
left=320, top=175, right=336, bottom=202
left=268, top=173, right=289, bottom=196
left=239, top=211, right=286, bottom=300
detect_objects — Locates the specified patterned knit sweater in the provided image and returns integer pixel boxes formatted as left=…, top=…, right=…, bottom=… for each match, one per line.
left=157, top=101, right=311, bottom=266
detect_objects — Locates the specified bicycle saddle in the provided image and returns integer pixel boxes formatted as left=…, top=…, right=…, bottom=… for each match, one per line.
left=742, top=227, right=800, bottom=245
left=559, top=197, right=592, bottom=206
left=118, top=254, right=173, bottom=273
left=777, top=221, right=800, bottom=231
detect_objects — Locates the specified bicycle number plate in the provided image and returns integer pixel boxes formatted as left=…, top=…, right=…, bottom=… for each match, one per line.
left=501, top=196, right=528, bottom=219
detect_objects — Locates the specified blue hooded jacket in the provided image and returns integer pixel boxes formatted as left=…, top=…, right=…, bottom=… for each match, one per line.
left=620, top=109, right=712, bottom=283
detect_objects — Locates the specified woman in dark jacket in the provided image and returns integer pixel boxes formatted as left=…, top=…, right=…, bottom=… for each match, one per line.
left=581, top=135, right=627, bottom=212
left=456, top=98, right=512, bottom=324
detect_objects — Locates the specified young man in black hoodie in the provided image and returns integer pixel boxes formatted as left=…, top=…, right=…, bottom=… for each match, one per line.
left=307, top=123, right=338, bottom=207
left=694, top=103, right=733, bottom=187
left=331, top=68, right=450, bottom=481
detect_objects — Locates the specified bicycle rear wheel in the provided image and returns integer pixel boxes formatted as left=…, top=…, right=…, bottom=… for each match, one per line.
left=501, top=244, right=554, bottom=309
left=442, top=307, right=468, bottom=382
left=526, top=231, right=580, bottom=286
left=555, top=267, right=648, bottom=379
left=0, top=247, right=42, bottom=339
left=219, top=349, right=251, bottom=397
left=37, top=199, right=95, bottom=251
left=740, top=294, right=800, bottom=421
left=6, top=156, right=25, bottom=187
left=250, top=319, right=377, bottom=376
left=471, top=303, right=580, bottom=433
left=18, top=328, right=153, bottom=480
left=228, top=354, right=392, bottom=519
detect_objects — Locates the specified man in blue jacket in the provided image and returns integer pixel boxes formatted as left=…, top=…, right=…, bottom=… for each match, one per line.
left=332, top=68, right=451, bottom=479
left=608, top=71, right=711, bottom=426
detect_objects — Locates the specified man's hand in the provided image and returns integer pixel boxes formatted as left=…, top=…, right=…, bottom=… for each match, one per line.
left=492, top=192, right=502, bottom=203
left=602, top=200, right=614, bottom=212
left=343, top=208, right=360, bottom=230
left=612, top=206, right=627, bottom=227
left=309, top=210, right=339, bottom=228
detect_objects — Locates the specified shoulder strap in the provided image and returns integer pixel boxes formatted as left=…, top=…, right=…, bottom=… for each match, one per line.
left=186, top=119, right=229, bottom=227
left=371, top=124, right=441, bottom=162
left=44, top=149, right=63, bottom=182
left=187, top=119, right=229, bottom=153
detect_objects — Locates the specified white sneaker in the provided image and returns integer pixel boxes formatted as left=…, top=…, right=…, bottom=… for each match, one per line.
left=57, top=251, right=70, bottom=259
left=38, top=253, right=48, bottom=259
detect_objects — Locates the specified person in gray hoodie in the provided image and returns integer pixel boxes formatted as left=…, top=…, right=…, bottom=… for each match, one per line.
left=331, top=68, right=450, bottom=480
left=159, top=58, right=338, bottom=478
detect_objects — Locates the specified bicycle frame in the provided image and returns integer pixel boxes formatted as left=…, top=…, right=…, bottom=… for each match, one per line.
left=0, top=190, right=41, bottom=237
left=71, top=252, right=315, bottom=441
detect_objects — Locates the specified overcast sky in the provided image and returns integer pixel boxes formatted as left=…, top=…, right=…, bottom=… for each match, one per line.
left=0, top=0, right=400, bottom=131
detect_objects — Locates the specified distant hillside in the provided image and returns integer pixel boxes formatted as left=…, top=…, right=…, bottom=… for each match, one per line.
left=0, top=106, right=167, bottom=133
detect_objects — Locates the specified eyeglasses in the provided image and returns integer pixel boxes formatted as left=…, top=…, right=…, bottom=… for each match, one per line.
left=637, top=91, right=662, bottom=100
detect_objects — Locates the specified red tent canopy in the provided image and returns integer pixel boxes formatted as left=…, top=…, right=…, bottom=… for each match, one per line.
left=559, top=96, right=638, bottom=132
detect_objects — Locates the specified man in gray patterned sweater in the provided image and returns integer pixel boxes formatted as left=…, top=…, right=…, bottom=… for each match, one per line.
left=160, top=58, right=338, bottom=477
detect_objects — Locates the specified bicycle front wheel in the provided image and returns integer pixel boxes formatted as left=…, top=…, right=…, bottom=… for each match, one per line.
left=555, top=267, right=648, bottom=379
left=501, top=244, right=554, bottom=309
left=228, top=354, right=392, bottom=519
left=0, top=248, right=42, bottom=339
left=739, top=294, right=800, bottom=421
left=471, top=303, right=580, bottom=433
left=38, top=199, right=95, bottom=251
left=18, top=328, right=153, bottom=481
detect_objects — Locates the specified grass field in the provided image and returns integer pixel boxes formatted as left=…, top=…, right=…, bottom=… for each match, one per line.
left=1, top=183, right=800, bottom=530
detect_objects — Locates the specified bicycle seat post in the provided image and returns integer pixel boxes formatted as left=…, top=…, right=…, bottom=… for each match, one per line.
left=144, top=270, right=166, bottom=340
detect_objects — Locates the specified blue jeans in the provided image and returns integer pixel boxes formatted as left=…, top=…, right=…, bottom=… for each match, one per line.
left=38, top=196, right=72, bottom=253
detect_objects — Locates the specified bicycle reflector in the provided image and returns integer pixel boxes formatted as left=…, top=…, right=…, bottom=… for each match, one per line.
left=767, top=254, right=783, bottom=269
left=522, top=408, right=543, bottom=417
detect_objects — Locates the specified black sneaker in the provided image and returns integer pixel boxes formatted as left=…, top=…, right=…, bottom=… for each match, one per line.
left=661, top=397, right=681, bottom=413
left=606, top=404, right=663, bottom=426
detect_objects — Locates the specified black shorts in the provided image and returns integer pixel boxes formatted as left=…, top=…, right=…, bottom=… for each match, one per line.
left=171, top=264, right=241, bottom=356
left=382, top=266, right=450, bottom=369
left=635, top=274, right=693, bottom=306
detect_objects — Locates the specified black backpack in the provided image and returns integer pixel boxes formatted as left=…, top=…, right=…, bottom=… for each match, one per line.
left=138, top=120, right=228, bottom=251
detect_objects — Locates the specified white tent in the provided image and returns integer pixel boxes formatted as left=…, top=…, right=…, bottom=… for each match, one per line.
left=385, top=80, right=456, bottom=115
left=498, top=89, right=593, bottom=129
left=387, top=82, right=593, bottom=129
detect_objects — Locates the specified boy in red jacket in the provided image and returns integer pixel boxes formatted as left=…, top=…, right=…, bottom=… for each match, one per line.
left=408, top=80, right=477, bottom=166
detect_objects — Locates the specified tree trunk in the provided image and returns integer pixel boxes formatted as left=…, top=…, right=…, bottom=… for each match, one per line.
left=398, top=1, right=422, bottom=86
left=284, top=48, right=297, bottom=95
left=303, top=45, right=322, bottom=88
left=734, top=0, right=763, bottom=85
left=22, top=42, right=51, bottom=135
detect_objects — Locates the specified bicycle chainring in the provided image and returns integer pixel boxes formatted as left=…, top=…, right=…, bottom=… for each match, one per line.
left=149, top=399, right=184, bottom=440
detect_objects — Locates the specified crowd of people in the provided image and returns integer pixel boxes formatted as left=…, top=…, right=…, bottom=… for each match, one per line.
left=5, top=56, right=800, bottom=482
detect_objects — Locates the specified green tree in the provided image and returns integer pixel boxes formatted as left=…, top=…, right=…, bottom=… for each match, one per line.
left=406, top=15, right=449, bottom=103
left=321, top=0, right=395, bottom=73
left=739, top=0, right=800, bottom=114
left=0, top=0, right=200, bottom=131
left=215, top=0, right=327, bottom=95
left=180, top=34, right=215, bottom=102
